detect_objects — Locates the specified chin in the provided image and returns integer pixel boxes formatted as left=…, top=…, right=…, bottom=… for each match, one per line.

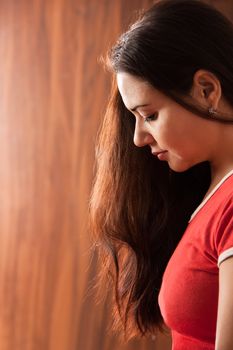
left=168, top=160, right=194, bottom=173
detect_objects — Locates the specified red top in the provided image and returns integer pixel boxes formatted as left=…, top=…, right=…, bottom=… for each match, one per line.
left=158, top=171, right=233, bottom=350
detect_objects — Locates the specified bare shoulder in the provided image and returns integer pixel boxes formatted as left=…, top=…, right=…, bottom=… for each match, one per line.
left=215, top=256, right=233, bottom=350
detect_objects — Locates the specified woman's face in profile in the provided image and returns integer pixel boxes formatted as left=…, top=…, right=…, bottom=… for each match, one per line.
left=117, top=72, right=219, bottom=172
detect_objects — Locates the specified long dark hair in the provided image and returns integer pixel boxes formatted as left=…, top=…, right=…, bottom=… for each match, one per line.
left=89, top=0, right=233, bottom=341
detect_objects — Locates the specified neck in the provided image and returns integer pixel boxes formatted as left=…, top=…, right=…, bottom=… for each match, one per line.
left=210, top=123, right=233, bottom=182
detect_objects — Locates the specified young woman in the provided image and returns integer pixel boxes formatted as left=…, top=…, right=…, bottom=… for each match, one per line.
left=89, top=1, right=233, bottom=349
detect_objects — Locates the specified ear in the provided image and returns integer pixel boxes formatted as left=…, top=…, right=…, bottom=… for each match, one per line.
left=190, top=69, right=222, bottom=109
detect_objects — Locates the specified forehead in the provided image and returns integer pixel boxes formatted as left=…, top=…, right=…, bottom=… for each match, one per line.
left=116, top=72, right=161, bottom=110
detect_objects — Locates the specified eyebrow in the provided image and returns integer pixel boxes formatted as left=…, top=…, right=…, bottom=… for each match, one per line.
left=130, top=104, right=149, bottom=112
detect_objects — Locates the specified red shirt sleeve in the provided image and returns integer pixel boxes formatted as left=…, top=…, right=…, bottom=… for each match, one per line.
left=214, top=198, right=233, bottom=267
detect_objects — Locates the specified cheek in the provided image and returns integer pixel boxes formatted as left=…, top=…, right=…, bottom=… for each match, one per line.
left=151, top=110, right=199, bottom=149
left=159, top=123, right=196, bottom=155
left=155, top=121, right=181, bottom=147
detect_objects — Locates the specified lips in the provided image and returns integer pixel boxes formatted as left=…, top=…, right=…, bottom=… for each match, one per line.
left=152, top=150, right=168, bottom=160
left=152, top=150, right=167, bottom=156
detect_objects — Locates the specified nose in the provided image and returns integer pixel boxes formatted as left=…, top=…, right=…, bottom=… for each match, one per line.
left=133, top=119, right=155, bottom=147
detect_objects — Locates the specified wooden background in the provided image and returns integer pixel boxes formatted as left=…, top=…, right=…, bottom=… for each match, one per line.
left=0, top=1, right=232, bottom=349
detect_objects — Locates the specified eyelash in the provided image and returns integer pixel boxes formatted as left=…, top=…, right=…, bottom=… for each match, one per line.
left=144, top=113, right=158, bottom=123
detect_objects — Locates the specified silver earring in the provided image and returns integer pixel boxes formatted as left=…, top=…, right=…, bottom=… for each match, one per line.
left=208, top=107, right=217, bottom=116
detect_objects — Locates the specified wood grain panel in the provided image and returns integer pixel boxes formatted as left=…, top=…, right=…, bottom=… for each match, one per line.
left=0, top=0, right=172, bottom=349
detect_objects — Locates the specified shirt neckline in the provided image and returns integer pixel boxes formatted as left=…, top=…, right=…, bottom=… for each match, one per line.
left=189, top=168, right=233, bottom=223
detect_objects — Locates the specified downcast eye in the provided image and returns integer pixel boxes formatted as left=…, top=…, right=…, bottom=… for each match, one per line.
left=144, top=113, right=158, bottom=123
